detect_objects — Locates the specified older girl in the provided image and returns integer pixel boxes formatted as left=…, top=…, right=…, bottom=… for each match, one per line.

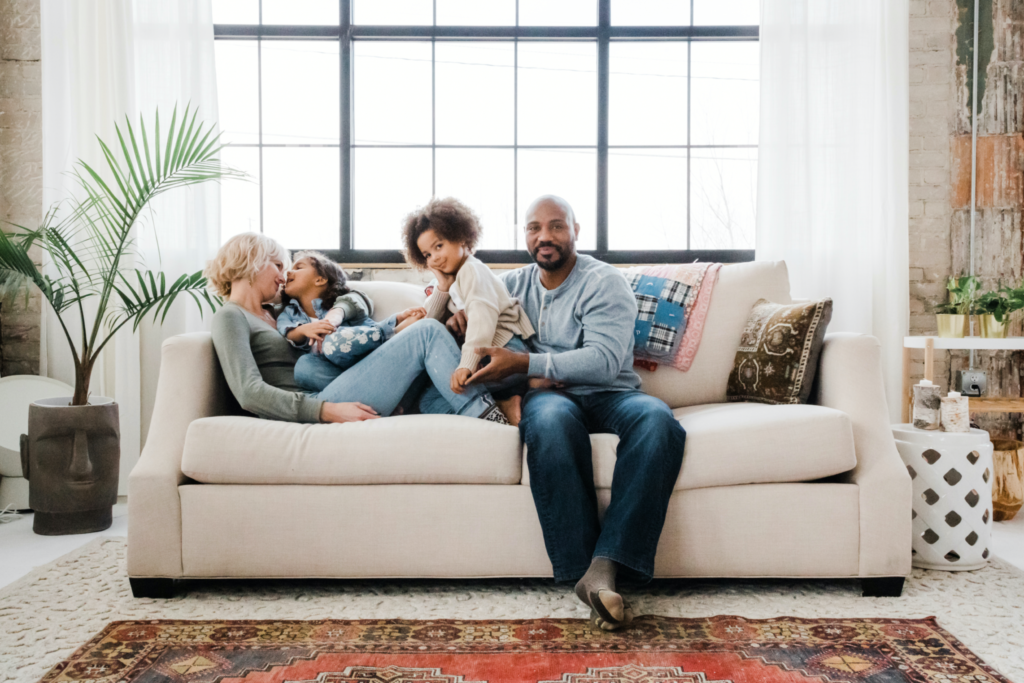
left=205, top=233, right=510, bottom=424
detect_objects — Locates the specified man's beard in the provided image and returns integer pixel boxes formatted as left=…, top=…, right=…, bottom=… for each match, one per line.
left=529, top=242, right=571, bottom=271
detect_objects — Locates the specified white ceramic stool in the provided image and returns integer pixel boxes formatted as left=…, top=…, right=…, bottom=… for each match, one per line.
left=892, top=424, right=994, bottom=571
left=0, top=375, right=74, bottom=511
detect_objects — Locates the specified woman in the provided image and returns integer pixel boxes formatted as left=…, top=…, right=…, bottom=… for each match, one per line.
left=204, top=233, right=510, bottom=424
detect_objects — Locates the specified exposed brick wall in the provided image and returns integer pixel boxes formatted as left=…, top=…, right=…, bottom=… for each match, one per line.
left=910, top=0, right=1024, bottom=440
left=0, top=0, right=41, bottom=376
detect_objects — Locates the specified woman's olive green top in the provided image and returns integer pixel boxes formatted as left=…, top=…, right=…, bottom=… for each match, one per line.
left=210, top=301, right=323, bottom=423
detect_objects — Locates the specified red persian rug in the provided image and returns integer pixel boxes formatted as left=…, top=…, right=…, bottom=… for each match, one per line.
left=38, top=616, right=1014, bottom=683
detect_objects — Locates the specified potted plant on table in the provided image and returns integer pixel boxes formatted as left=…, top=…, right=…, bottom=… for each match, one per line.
left=974, top=286, right=1024, bottom=338
left=935, top=275, right=980, bottom=338
left=0, top=105, right=242, bottom=535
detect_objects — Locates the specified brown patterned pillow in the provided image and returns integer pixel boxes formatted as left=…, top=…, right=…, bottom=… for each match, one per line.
left=726, top=298, right=833, bottom=405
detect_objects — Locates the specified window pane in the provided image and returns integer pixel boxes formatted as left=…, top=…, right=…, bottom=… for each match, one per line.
left=354, top=148, right=433, bottom=249
left=517, top=149, right=596, bottom=250
left=436, top=43, right=514, bottom=145
left=694, top=0, right=759, bottom=25
left=690, top=41, right=759, bottom=145
left=262, top=0, right=338, bottom=24
left=215, top=41, right=259, bottom=145
left=519, top=0, right=596, bottom=26
left=220, top=147, right=261, bottom=242
left=262, top=41, right=339, bottom=144
left=609, top=149, right=686, bottom=250
left=353, top=0, right=433, bottom=25
left=518, top=44, right=596, bottom=146
left=436, top=149, right=515, bottom=250
left=436, top=0, right=515, bottom=26
left=690, top=148, right=757, bottom=250
left=354, top=42, right=432, bottom=145
left=263, top=148, right=340, bottom=248
left=213, top=0, right=257, bottom=24
left=612, top=0, right=688, bottom=25
left=610, top=43, right=686, bottom=146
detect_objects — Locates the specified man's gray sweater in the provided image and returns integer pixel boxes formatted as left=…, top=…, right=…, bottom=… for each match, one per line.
left=501, top=254, right=641, bottom=395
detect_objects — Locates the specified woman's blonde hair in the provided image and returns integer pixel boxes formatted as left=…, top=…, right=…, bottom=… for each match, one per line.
left=204, top=233, right=290, bottom=297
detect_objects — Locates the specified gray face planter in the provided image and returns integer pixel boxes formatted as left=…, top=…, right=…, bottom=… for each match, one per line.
left=19, top=397, right=120, bottom=535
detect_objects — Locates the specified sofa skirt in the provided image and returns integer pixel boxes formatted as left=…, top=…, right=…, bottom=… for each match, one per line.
left=177, top=482, right=860, bottom=579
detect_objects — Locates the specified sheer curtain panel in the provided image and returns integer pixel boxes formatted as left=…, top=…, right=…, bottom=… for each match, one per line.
left=41, top=0, right=220, bottom=493
left=756, top=0, right=909, bottom=423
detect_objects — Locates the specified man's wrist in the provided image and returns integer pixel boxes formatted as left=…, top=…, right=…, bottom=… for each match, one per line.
left=514, top=351, right=530, bottom=375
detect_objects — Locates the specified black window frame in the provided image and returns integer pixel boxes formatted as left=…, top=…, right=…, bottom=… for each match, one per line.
left=214, top=0, right=758, bottom=264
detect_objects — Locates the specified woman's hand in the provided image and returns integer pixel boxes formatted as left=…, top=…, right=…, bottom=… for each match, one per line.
left=450, top=368, right=473, bottom=394
left=295, top=320, right=336, bottom=343
left=431, top=267, right=457, bottom=292
left=320, top=402, right=380, bottom=423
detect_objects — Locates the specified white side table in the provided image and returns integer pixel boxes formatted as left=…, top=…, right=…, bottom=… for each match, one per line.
left=892, top=425, right=994, bottom=571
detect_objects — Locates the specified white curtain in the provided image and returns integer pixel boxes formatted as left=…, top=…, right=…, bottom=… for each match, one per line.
left=756, top=0, right=909, bottom=423
left=41, top=0, right=219, bottom=493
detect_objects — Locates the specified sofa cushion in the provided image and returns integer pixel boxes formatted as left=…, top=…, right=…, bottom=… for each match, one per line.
left=181, top=414, right=522, bottom=485
left=349, top=281, right=427, bottom=322
left=636, top=260, right=793, bottom=409
left=522, top=402, right=856, bottom=490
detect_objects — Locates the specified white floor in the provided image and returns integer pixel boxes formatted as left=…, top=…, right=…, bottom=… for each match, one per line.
left=0, top=503, right=128, bottom=590
left=1, top=503, right=1023, bottom=591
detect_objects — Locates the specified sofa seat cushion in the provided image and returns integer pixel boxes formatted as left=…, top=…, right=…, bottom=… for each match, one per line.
left=181, top=414, right=523, bottom=485
left=522, top=402, right=856, bottom=490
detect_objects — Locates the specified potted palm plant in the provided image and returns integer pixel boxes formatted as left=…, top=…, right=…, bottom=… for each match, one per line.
left=0, top=105, right=242, bottom=535
left=935, top=275, right=980, bottom=338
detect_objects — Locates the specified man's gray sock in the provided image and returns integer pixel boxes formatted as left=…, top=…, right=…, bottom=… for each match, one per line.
left=574, top=558, right=630, bottom=630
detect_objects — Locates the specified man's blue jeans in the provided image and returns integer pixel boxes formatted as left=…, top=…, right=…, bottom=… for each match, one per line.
left=519, top=389, right=685, bottom=583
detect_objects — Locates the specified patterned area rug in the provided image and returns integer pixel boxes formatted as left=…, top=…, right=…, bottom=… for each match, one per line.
left=4, top=539, right=1024, bottom=683
left=37, top=616, right=1014, bottom=683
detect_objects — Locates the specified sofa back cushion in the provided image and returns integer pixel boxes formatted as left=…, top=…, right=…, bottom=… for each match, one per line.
left=349, top=261, right=792, bottom=410
left=637, top=261, right=792, bottom=409
left=349, top=281, right=427, bottom=321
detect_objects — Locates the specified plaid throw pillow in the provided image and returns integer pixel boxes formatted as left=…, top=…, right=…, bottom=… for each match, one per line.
left=625, top=272, right=690, bottom=364
left=727, top=298, right=833, bottom=405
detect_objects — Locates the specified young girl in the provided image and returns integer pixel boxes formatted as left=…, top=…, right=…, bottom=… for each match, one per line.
left=401, top=198, right=535, bottom=422
left=278, top=251, right=426, bottom=371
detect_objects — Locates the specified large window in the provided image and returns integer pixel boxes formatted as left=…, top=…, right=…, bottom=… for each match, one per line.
left=213, top=0, right=759, bottom=263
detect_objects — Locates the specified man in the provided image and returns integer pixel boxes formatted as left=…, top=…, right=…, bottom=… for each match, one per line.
left=453, top=195, right=686, bottom=630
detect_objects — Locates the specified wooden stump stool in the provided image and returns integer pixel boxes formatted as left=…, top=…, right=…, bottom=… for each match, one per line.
left=992, top=439, right=1024, bottom=521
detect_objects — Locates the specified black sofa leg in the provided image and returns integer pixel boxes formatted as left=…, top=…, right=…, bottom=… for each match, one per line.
left=130, top=578, right=176, bottom=598
left=862, top=577, right=905, bottom=597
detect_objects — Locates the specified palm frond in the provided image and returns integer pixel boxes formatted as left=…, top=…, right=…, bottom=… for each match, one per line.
left=105, top=268, right=219, bottom=338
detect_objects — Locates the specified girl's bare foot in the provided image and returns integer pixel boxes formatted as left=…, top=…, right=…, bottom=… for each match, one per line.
left=495, top=395, right=522, bottom=426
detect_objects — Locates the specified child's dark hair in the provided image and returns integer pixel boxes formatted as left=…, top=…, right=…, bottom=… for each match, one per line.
left=285, top=250, right=351, bottom=310
left=401, top=197, right=481, bottom=270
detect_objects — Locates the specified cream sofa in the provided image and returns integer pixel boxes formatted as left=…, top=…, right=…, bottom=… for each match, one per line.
left=127, top=260, right=912, bottom=598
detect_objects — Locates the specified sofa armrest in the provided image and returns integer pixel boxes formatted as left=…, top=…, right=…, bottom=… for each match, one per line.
left=813, top=332, right=912, bottom=577
left=128, top=332, right=230, bottom=578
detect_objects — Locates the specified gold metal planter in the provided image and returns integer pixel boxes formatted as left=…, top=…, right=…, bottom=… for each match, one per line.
left=936, top=314, right=969, bottom=338
left=978, top=314, right=1010, bottom=338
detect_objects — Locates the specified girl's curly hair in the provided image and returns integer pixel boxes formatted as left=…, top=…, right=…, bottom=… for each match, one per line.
left=283, top=250, right=352, bottom=310
left=401, top=197, right=481, bottom=269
